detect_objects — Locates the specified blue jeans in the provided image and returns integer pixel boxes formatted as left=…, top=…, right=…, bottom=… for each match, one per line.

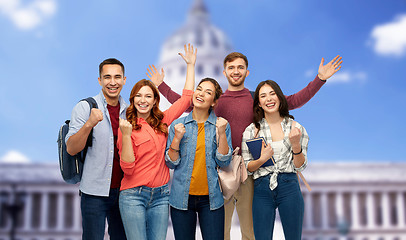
left=252, top=173, right=304, bottom=240
left=81, top=188, right=126, bottom=240
left=170, top=195, right=224, bottom=240
left=119, top=184, right=169, bottom=240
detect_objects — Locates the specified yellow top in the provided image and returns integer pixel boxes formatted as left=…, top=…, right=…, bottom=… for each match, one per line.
left=189, top=123, right=209, bottom=195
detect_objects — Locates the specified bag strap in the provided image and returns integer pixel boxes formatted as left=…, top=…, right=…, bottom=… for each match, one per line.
left=80, top=97, right=98, bottom=161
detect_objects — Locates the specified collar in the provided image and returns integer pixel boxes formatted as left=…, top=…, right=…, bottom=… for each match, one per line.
left=97, top=90, right=128, bottom=113
left=184, top=109, right=217, bottom=125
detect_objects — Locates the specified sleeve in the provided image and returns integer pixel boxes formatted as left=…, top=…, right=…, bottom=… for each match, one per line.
left=65, top=101, right=91, bottom=143
left=285, top=75, right=325, bottom=110
left=117, top=129, right=136, bottom=175
left=215, top=123, right=233, bottom=168
left=241, top=124, right=255, bottom=175
left=158, top=82, right=193, bottom=113
left=291, top=122, right=309, bottom=172
left=163, top=89, right=193, bottom=125
left=165, top=121, right=181, bottom=169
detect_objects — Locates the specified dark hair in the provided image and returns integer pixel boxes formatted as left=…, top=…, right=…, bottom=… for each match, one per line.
left=223, top=52, right=248, bottom=68
left=99, top=58, right=125, bottom=77
left=253, top=80, right=294, bottom=129
left=196, top=78, right=223, bottom=111
left=126, top=79, right=168, bottom=136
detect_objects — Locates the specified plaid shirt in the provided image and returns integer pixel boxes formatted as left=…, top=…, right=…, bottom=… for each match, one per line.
left=241, top=117, right=309, bottom=190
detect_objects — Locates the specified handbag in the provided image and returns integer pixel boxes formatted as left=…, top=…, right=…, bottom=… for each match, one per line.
left=216, top=128, right=248, bottom=200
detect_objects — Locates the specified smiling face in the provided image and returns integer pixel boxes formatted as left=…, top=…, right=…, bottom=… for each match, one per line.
left=258, top=84, right=281, bottom=115
left=98, top=64, right=126, bottom=105
left=133, top=85, right=156, bottom=119
left=223, top=58, right=250, bottom=89
left=193, top=81, right=217, bottom=111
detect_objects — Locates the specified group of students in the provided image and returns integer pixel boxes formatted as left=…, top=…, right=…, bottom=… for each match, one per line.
left=65, top=43, right=342, bottom=240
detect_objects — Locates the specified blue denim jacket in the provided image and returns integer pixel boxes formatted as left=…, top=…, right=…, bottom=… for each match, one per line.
left=165, top=110, right=232, bottom=210
left=66, top=91, right=128, bottom=197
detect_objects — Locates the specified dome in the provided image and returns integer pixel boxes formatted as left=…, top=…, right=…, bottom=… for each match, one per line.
left=157, top=0, right=233, bottom=109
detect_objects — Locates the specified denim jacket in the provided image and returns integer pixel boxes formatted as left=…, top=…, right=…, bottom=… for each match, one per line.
left=165, top=110, right=232, bottom=210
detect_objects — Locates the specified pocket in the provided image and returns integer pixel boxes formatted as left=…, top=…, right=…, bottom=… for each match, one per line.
left=254, top=176, right=264, bottom=188
left=134, top=137, right=150, bottom=146
left=281, top=173, right=298, bottom=184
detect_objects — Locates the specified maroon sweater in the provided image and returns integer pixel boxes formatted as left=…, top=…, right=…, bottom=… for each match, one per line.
left=158, top=75, right=325, bottom=151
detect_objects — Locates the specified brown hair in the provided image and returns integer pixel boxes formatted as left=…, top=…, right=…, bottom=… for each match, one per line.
left=223, top=52, right=248, bottom=68
left=253, top=80, right=294, bottom=129
left=99, top=58, right=125, bottom=77
left=126, top=79, right=168, bottom=136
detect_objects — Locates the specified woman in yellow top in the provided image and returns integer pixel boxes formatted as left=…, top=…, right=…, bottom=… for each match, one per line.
left=165, top=78, right=233, bottom=240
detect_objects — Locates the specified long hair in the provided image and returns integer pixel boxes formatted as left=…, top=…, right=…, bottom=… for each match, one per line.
left=126, top=79, right=168, bottom=136
left=253, top=80, right=294, bottom=129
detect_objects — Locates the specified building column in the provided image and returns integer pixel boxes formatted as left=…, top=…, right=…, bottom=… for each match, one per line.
left=396, top=191, right=405, bottom=228
left=366, top=192, right=376, bottom=228
left=73, top=192, right=81, bottom=231
left=320, top=192, right=329, bottom=229
left=23, top=192, right=33, bottom=231
left=57, top=192, right=65, bottom=230
left=381, top=192, right=391, bottom=228
left=305, top=192, right=313, bottom=229
left=351, top=192, right=360, bottom=230
left=335, top=192, right=344, bottom=222
left=40, top=192, right=49, bottom=231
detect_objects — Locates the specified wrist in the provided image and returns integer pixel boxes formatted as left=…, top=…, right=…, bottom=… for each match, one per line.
left=317, top=73, right=327, bottom=81
left=169, top=145, right=180, bottom=153
left=292, top=147, right=302, bottom=155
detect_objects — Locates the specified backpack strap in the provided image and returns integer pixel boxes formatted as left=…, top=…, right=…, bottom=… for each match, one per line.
left=80, top=97, right=98, bottom=161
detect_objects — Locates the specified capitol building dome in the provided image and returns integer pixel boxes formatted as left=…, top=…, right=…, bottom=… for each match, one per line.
left=157, top=0, right=233, bottom=109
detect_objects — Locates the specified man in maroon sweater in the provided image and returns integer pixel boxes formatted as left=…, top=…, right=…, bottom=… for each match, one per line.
left=153, top=52, right=342, bottom=240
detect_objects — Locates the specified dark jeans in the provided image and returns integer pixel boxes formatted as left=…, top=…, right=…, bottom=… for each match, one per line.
left=81, top=188, right=127, bottom=240
left=170, top=195, right=224, bottom=240
left=252, top=173, right=304, bottom=240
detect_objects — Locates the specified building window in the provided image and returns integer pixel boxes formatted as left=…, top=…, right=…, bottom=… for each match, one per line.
left=197, top=65, right=203, bottom=75
left=214, top=65, right=222, bottom=76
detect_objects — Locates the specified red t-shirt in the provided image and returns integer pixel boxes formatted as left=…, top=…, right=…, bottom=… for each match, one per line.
left=107, top=103, right=123, bottom=189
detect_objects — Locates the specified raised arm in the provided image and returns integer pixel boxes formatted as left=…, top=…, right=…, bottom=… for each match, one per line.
left=148, top=44, right=197, bottom=112
left=179, top=43, right=197, bottom=91
left=286, top=55, right=343, bottom=110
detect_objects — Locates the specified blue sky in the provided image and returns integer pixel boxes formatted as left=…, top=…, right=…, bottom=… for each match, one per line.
left=0, top=0, right=405, bottom=163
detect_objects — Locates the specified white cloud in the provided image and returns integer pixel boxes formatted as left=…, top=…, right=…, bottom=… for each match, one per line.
left=0, top=0, right=56, bottom=30
left=328, top=70, right=367, bottom=84
left=370, top=14, right=406, bottom=57
left=0, top=150, right=30, bottom=163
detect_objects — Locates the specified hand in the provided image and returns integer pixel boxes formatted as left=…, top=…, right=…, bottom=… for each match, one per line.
left=260, top=142, right=274, bottom=161
left=174, top=123, right=186, bottom=141
left=289, top=122, right=301, bottom=148
left=179, top=43, right=197, bottom=65
left=147, top=64, right=165, bottom=86
left=88, top=108, right=103, bottom=127
left=216, top=117, right=228, bottom=134
left=119, top=118, right=133, bottom=137
left=318, top=55, right=343, bottom=80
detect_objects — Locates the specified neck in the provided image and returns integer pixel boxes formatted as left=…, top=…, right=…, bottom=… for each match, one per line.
left=227, top=84, right=245, bottom=91
left=264, top=112, right=283, bottom=125
left=104, top=94, right=119, bottom=106
left=192, top=107, right=210, bottom=123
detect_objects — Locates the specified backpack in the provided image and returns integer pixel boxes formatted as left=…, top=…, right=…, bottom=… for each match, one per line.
left=57, top=97, right=98, bottom=184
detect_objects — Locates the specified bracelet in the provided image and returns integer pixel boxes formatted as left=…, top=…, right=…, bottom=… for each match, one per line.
left=169, top=146, right=180, bottom=153
left=292, top=148, right=302, bottom=155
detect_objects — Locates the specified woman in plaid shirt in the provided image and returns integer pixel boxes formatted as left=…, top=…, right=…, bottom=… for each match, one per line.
left=241, top=80, right=309, bottom=240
